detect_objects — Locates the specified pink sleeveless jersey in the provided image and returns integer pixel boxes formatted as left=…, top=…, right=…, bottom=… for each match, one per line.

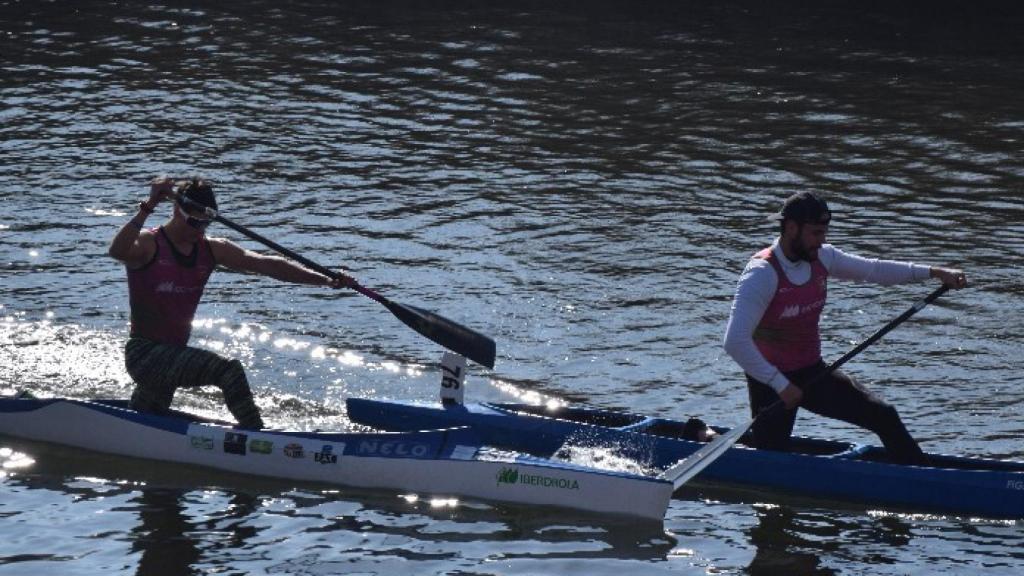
left=752, top=247, right=828, bottom=372
left=127, top=227, right=215, bottom=346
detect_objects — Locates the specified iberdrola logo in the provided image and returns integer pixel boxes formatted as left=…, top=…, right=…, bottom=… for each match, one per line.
left=495, top=467, right=581, bottom=491
left=497, top=467, right=519, bottom=485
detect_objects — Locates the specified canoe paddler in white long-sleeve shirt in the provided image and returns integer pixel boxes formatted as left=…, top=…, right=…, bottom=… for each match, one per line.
left=723, top=192, right=967, bottom=465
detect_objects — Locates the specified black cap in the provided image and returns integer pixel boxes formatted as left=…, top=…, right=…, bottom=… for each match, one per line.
left=176, top=178, right=217, bottom=211
left=771, top=192, right=830, bottom=224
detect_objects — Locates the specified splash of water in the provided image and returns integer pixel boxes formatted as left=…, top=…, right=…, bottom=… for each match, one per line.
left=553, top=444, right=659, bottom=477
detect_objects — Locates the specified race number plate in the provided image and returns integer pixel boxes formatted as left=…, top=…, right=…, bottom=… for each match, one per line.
left=439, top=352, right=466, bottom=404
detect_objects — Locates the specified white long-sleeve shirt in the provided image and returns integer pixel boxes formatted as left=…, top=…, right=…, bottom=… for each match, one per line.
left=723, top=240, right=932, bottom=393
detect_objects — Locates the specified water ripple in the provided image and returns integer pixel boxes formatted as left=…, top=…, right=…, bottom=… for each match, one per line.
left=3, top=1, right=1024, bottom=574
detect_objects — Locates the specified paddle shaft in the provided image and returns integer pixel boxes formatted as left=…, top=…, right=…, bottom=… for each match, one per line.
left=170, top=191, right=497, bottom=368
left=800, top=283, right=950, bottom=391
left=664, top=284, right=950, bottom=488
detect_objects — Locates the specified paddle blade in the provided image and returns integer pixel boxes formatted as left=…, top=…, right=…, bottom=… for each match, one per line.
left=662, top=420, right=751, bottom=490
left=382, top=300, right=497, bottom=369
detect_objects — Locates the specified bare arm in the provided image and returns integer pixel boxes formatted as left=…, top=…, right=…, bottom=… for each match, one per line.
left=108, top=221, right=157, bottom=269
left=108, top=178, right=172, bottom=268
left=208, top=237, right=350, bottom=287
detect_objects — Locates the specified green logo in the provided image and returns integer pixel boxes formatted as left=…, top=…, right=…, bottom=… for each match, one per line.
left=497, top=467, right=519, bottom=485
left=249, top=439, right=274, bottom=455
left=189, top=435, right=214, bottom=450
left=496, top=467, right=579, bottom=490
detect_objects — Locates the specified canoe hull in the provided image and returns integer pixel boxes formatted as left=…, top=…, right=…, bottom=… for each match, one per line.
left=0, top=397, right=672, bottom=521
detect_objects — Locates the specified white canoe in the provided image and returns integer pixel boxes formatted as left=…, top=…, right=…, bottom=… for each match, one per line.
left=0, top=396, right=673, bottom=521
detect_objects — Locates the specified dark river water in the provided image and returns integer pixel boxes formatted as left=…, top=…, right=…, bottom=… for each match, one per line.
left=2, top=1, right=1023, bottom=574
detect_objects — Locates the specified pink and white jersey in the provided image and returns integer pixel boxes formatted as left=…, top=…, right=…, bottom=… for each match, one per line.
left=126, top=227, right=215, bottom=346
left=723, top=240, right=932, bottom=393
left=751, top=247, right=828, bottom=372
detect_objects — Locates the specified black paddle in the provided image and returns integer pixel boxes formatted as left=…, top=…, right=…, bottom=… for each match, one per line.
left=171, top=191, right=497, bottom=369
left=663, top=284, right=950, bottom=488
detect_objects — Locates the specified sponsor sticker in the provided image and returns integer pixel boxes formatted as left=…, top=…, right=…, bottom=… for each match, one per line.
left=1008, top=480, right=1024, bottom=491
left=450, top=445, right=477, bottom=460
left=189, top=435, right=214, bottom=450
left=283, top=443, right=305, bottom=459
left=497, top=467, right=519, bottom=485
left=249, top=439, right=273, bottom=455
left=496, top=467, right=579, bottom=491
left=224, top=432, right=248, bottom=455
left=357, top=440, right=430, bottom=458
left=314, top=444, right=338, bottom=465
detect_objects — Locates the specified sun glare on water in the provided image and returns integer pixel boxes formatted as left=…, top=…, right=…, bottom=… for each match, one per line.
left=0, top=447, right=36, bottom=477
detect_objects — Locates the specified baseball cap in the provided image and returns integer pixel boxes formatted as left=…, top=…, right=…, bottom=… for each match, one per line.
left=770, top=192, right=831, bottom=224
left=176, top=178, right=218, bottom=211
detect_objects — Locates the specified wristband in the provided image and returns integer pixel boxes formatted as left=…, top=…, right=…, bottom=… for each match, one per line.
left=139, top=201, right=156, bottom=214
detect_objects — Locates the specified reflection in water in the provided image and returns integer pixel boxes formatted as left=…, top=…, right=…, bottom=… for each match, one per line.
left=746, top=504, right=914, bottom=575
left=133, top=489, right=201, bottom=576
left=196, top=492, right=262, bottom=572
left=747, top=505, right=838, bottom=575
left=3, top=434, right=1023, bottom=574
left=2, top=437, right=682, bottom=572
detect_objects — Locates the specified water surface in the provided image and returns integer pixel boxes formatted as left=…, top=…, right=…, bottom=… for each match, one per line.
left=2, top=1, right=1023, bottom=574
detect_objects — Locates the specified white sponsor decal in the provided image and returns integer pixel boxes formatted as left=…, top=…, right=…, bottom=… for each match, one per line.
left=1008, top=480, right=1024, bottom=491
left=778, top=298, right=826, bottom=319
left=450, top=445, right=477, bottom=460
left=155, top=281, right=202, bottom=294
left=358, top=440, right=430, bottom=458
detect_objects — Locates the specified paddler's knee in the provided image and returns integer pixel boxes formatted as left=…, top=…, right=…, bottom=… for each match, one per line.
left=221, top=358, right=246, bottom=379
left=873, top=401, right=902, bottom=425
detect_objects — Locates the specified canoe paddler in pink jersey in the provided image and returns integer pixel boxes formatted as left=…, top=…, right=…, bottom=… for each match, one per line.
left=723, top=192, right=967, bottom=464
left=108, top=177, right=354, bottom=429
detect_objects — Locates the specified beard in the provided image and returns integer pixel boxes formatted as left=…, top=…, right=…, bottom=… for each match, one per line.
left=789, top=236, right=818, bottom=262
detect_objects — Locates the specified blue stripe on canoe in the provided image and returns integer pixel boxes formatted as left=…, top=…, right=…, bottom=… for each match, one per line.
left=0, top=397, right=193, bottom=435
left=1, top=397, right=487, bottom=460
left=84, top=398, right=487, bottom=457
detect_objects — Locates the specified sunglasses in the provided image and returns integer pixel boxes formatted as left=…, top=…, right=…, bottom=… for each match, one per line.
left=176, top=204, right=212, bottom=230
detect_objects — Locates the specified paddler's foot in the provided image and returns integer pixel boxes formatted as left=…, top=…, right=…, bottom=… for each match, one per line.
left=225, top=392, right=263, bottom=430
left=238, top=416, right=264, bottom=430
left=892, top=451, right=931, bottom=467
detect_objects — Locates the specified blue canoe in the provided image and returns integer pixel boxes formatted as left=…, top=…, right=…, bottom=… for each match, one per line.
left=346, top=398, right=1024, bottom=519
